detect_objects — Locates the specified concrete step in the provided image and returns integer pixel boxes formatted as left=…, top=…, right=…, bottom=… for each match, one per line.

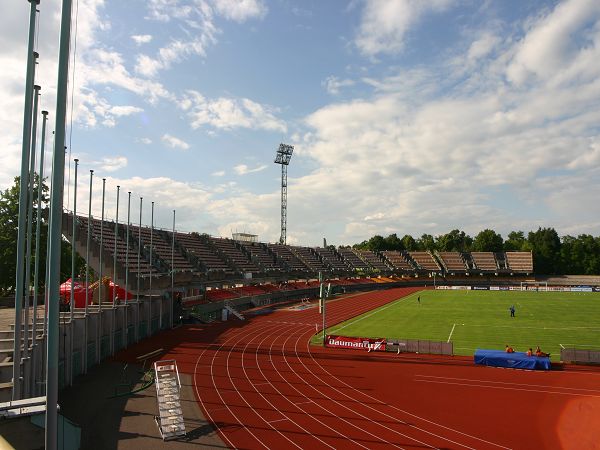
left=0, top=381, right=13, bottom=402
left=0, top=349, right=12, bottom=363
left=0, top=330, right=43, bottom=340
left=0, top=362, right=14, bottom=384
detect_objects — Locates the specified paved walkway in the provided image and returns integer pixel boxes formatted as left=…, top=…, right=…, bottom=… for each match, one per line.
left=0, top=305, right=226, bottom=449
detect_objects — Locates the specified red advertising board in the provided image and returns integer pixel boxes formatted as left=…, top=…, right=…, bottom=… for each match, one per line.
left=326, top=335, right=386, bottom=352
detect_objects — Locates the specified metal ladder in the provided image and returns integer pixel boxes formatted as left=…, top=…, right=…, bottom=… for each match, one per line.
left=224, top=301, right=245, bottom=320
left=154, top=360, right=186, bottom=440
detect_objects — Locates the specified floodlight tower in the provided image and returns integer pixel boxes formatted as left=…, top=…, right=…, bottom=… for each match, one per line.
left=274, top=143, right=294, bottom=245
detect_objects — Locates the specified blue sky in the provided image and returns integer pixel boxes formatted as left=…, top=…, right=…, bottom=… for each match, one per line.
left=2, top=0, right=600, bottom=246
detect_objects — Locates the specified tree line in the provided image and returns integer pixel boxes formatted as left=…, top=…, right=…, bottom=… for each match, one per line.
left=352, top=228, right=600, bottom=275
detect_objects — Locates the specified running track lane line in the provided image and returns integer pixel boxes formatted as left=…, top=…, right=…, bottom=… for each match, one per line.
left=240, top=322, right=338, bottom=449
left=300, top=290, right=511, bottom=450
left=194, top=325, right=269, bottom=449
left=263, top=322, right=391, bottom=449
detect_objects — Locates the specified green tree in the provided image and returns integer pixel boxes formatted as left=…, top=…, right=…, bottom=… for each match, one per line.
left=528, top=227, right=561, bottom=274
left=436, top=229, right=473, bottom=252
left=418, top=233, right=436, bottom=251
left=401, top=234, right=418, bottom=251
left=383, top=233, right=403, bottom=251
left=504, top=231, right=527, bottom=251
left=0, top=175, right=84, bottom=294
left=473, top=229, right=504, bottom=252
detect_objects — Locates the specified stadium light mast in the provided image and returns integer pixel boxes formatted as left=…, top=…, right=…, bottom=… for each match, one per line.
left=274, top=143, right=294, bottom=245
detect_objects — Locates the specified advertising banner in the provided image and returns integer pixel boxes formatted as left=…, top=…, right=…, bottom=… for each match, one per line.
left=326, top=335, right=386, bottom=352
left=472, top=286, right=489, bottom=290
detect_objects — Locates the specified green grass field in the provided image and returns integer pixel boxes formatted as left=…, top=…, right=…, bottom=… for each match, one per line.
left=319, top=290, right=600, bottom=360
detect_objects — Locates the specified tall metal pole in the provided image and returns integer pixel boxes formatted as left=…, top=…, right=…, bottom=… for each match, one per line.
left=113, top=186, right=120, bottom=304
left=84, top=169, right=93, bottom=373
left=154, top=203, right=162, bottom=329
left=171, top=210, right=175, bottom=329
left=46, top=0, right=73, bottom=445
left=32, top=110, right=48, bottom=396
left=149, top=201, right=153, bottom=335
left=111, top=186, right=119, bottom=355
left=320, top=272, right=326, bottom=346
left=97, top=178, right=105, bottom=363
left=68, top=158, right=78, bottom=387
left=13, top=0, right=39, bottom=398
left=137, top=198, right=142, bottom=305
left=124, top=192, right=131, bottom=346
left=280, top=163, right=287, bottom=245
left=136, top=197, right=142, bottom=342
left=23, top=85, right=41, bottom=376
left=69, top=160, right=78, bottom=321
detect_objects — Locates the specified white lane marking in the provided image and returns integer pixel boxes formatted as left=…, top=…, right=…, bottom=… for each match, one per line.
left=447, top=323, right=456, bottom=343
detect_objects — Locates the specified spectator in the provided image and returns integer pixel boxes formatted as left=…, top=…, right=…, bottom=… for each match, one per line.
left=505, top=345, right=515, bottom=353
left=535, top=346, right=550, bottom=357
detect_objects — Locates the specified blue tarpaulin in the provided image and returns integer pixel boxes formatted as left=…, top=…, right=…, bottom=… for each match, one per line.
left=474, top=349, right=551, bottom=370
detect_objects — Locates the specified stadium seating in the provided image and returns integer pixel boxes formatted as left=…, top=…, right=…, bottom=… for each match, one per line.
left=408, top=251, right=441, bottom=272
left=130, top=227, right=195, bottom=272
left=290, top=246, right=328, bottom=272
left=267, top=244, right=310, bottom=272
left=77, top=216, right=157, bottom=276
left=355, top=249, right=390, bottom=271
left=210, top=237, right=260, bottom=274
left=471, top=252, right=498, bottom=272
left=174, top=232, right=230, bottom=272
left=505, top=252, right=534, bottom=273
left=436, top=252, right=467, bottom=273
left=314, top=247, right=348, bottom=271
left=381, top=251, right=414, bottom=272
left=337, top=247, right=370, bottom=271
left=238, top=241, right=285, bottom=271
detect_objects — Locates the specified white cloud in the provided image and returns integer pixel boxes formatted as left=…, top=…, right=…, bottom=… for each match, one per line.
left=355, top=0, right=456, bottom=56
left=212, top=170, right=226, bottom=177
left=233, top=164, right=267, bottom=175
left=211, top=0, right=267, bottom=22
left=131, top=34, right=153, bottom=45
left=99, top=156, right=128, bottom=172
left=138, top=137, right=153, bottom=145
left=184, top=90, right=287, bottom=132
left=161, top=134, right=190, bottom=150
left=507, top=0, right=600, bottom=86
left=323, top=76, right=355, bottom=95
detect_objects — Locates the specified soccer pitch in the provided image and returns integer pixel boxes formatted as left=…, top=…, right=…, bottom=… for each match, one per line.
left=323, top=290, right=600, bottom=360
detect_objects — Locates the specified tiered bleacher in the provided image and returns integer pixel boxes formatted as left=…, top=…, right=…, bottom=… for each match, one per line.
left=238, top=241, right=284, bottom=272
left=174, top=232, right=230, bottom=272
left=68, top=214, right=538, bottom=283
left=505, top=252, right=534, bottom=273
left=267, top=244, right=310, bottom=272
left=315, top=247, right=348, bottom=271
left=337, top=247, right=370, bottom=271
left=209, top=237, right=260, bottom=274
left=382, top=251, right=414, bottom=272
left=131, top=226, right=194, bottom=272
left=290, top=246, right=328, bottom=272
left=471, top=252, right=498, bottom=272
left=355, top=249, right=390, bottom=271
left=436, top=252, right=467, bottom=273
left=77, top=216, right=157, bottom=276
left=408, top=251, right=440, bottom=272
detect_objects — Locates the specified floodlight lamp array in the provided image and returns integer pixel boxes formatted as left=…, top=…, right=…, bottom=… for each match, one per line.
left=274, top=143, right=294, bottom=165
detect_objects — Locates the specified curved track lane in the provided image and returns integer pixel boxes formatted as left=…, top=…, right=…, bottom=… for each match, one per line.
left=114, top=287, right=600, bottom=450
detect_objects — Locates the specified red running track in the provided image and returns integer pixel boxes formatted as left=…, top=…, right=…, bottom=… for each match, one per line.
left=116, top=287, right=600, bottom=449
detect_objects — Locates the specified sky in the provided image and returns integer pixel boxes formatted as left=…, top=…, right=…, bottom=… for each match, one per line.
left=2, top=0, right=600, bottom=246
